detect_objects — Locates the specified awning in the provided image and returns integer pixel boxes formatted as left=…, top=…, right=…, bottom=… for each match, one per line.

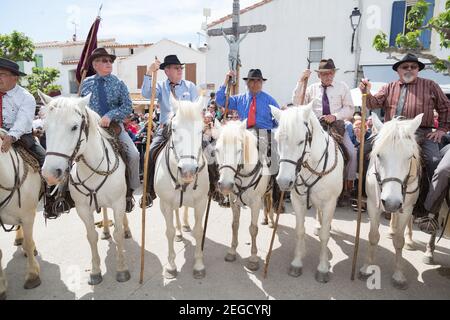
left=362, top=65, right=450, bottom=86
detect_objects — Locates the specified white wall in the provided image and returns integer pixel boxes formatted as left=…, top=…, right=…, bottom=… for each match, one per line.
left=34, top=47, right=69, bottom=95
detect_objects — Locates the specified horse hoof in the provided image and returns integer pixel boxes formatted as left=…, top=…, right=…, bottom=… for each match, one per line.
left=182, top=226, right=191, bottom=232
left=175, top=234, right=183, bottom=242
left=288, top=265, right=303, bottom=278
left=261, top=219, right=268, bottom=225
left=313, top=227, right=320, bottom=236
left=164, top=268, right=178, bottom=279
left=124, top=230, right=132, bottom=239
left=224, top=253, right=236, bottom=262
left=404, top=242, right=416, bottom=251
left=88, top=273, right=103, bottom=285
left=315, top=271, right=330, bottom=283
left=116, top=270, right=131, bottom=283
left=392, top=278, right=408, bottom=290
left=246, top=260, right=260, bottom=271
left=101, top=232, right=111, bottom=240
left=358, top=270, right=372, bottom=281
left=193, top=269, right=206, bottom=279
left=14, top=238, right=23, bottom=246
left=0, top=292, right=6, bottom=300
left=24, top=275, right=41, bottom=289
left=387, top=233, right=394, bottom=239
left=268, top=222, right=274, bottom=229
left=422, top=256, right=435, bottom=265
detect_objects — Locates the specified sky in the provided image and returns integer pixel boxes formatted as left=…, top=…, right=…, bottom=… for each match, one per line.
left=0, top=0, right=259, bottom=46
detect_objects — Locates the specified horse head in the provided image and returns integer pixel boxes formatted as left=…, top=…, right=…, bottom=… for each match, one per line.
left=370, top=113, right=423, bottom=212
left=169, top=93, right=205, bottom=184
left=38, top=91, right=93, bottom=185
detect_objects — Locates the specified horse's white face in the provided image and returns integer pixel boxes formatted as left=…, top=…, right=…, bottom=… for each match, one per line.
left=370, top=113, right=423, bottom=212
left=170, top=94, right=205, bottom=184
left=271, top=104, right=313, bottom=191
left=39, top=91, right=91, bottom=185
left=215, top=120, right=247, bottom=195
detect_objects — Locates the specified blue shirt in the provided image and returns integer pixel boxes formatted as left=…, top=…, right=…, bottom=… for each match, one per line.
left=141, top=76, right=198, bottom=125
left=216, top=85, right=280, bottom=129
left=80, top=74, right=132, bottom=122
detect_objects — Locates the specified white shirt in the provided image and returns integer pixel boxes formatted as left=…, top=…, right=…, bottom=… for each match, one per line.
left=1, top=85, right=36, bottom=139
left=292, top=80, right=354, bottom=121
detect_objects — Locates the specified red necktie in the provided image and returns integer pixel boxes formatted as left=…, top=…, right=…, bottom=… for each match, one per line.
left=247, top=95, right=256, bottom=128
left=0, top=92, right=6, bottom=128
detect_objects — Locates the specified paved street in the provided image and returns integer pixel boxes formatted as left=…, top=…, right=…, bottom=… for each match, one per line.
left=1, top=191, right=449, bottom=300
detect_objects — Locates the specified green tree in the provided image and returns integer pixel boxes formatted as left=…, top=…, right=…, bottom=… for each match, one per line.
left=26, top=67, right=62, bottom=100
left=373, top=0, right=450, bottom=74
left=0, top=30, right=35, bottom=62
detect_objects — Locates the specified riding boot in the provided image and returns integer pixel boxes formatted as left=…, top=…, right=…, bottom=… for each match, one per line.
left=43, top=181, right=74, bottom=219
left=125, top=188, right=135, bottom=213
left=272, top=177, right=284, bottom=213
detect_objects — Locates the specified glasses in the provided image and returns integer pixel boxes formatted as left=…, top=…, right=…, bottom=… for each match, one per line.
left=401, top=64, right=419, bottom=70
left=170, top=66, right=184, bottom=71
left=95, top=58, right=113, bottom=64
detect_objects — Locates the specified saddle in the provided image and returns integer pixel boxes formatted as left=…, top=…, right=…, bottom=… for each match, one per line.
left=320, top=119, right=349, bottom=163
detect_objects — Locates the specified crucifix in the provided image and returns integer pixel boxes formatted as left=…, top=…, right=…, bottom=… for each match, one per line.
left=207, top=0, right=266, bottom=94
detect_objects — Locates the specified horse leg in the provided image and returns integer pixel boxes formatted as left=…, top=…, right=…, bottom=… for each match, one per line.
left=14, top=226, right=24, bottom=246
left=246, top=204, right=260, bottom=271
left=315, top=202, right=335, bottom=283
left=314, top=209, right=322, bottom=236
left=77, top=207, right=102, bottom=285
left=182, top=206, right=191, bottom=232
left=423, top=232, right=436, bottom=265
left=101, top=208, right=111, bottom=240
left=21, top=219, right=41, bottom=289
left=404, top=216, right=415, bottom=251
left=225, top=204, right=240, bottom=262
left=387, top=212, right=396, bottom=239
left=289, top=195, right=306, bottom=277
left=391, top=212, right=411, bottom=290
left=0, top=249, right=7, bottom=300
left=174, top=209, right=183, bottom=242
left=112, top=204, right=130, bottom=283
left=267, top=194, right=274, bottom=228
left=123, top=214, right=132, bottom=239
left=161, top=204, right=177, bottom=279
left=192, top=203, right=206, bottom=279
left=359, top=202, right=381, bottom=279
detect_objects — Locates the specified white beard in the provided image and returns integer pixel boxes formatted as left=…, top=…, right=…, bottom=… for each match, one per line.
left=403, top=73, right=415, bottom=83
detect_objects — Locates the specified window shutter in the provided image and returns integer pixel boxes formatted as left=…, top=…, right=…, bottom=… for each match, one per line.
left=137, top=65, right=147, bottom=89
left=390, top=1, right=406, bottom=47
left=419, top=0, right=434, bottom=49
left=35, top=54, right=43, bottom=68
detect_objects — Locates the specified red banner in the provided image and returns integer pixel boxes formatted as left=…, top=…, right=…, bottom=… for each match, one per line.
left=76, top=16, right=101, bottom=84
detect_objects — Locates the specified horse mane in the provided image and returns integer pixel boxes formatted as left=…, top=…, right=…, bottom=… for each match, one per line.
left=220, top=121, right=258, bottom=164
left=174, top=100, right=203, bottom=122
left=276, top=106, right=325, bottom=141
left=0, top=128, right=7, bottom=138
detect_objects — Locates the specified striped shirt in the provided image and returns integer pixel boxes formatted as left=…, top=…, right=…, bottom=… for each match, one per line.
left=366, top=78, right=450, bottom=132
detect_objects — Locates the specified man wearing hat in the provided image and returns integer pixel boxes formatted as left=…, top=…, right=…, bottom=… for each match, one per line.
left=80, top=48, right=140, bottom=213
left=141, top=55, right=198, bottom=207
left=359, top=53, right=450, bottom=233
left=293, top=58, right=357, bottom=207
left=215, top=68, right=282, bottom=208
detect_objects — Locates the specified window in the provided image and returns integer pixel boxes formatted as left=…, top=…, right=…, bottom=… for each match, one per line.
left=35, top=54, right=43, bottom=68
left=69, top=70, right=79, bottom=94
left=130, top=48, right=134, bottom=55
left=308, top=38, right=324, bottom=63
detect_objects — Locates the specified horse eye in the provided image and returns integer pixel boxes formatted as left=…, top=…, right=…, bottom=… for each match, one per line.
left=298, top=140, right=304, bottom=146
left=71, top=125, right=78, bottom=131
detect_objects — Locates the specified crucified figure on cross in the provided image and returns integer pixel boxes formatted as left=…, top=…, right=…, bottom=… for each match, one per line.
left=222, top=26, right=251, bottom=83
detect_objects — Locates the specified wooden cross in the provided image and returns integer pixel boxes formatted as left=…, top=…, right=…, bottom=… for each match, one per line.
left=207, top=0, right=267, bottom=94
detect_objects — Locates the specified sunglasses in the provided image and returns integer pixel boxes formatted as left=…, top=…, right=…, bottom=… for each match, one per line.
left=170, top=66, right=184, bottom=70
left=96, top=58, right=113, bottom=64
left=400, top=64, right=419, bottom=70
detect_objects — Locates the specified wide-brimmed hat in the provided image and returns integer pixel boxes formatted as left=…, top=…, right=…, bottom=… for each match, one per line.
left=0, top=57, right=26, bottom=76
left=160, top=55, right=184, bottom=70
left=243, top=69, right=267, bottom=81
left=315, top=59, right=339, bottom=72
left=88, top=48, right=116, bottom=66
left=392, top=53, right=425, bottom=71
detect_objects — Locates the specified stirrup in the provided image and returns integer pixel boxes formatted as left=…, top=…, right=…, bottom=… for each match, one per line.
left=126, top=196, right=135, bottom=213
left=416, top=214, right=439, bottom=235
left=139, top=193, right=153, bottom=209
left=44, top=197, right=71, bottom=220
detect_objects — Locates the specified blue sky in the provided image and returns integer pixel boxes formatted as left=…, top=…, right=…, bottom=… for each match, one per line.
left=1, top=0, right=258, bottom=45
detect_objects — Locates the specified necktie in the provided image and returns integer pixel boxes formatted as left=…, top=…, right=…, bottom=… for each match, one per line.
left=97, top=77, right=109, bottom=117
left=247, top=95, right=256, bottom=128
left=0, top=92, right=5, bottom=128
left=322, top=86, right=331, bottom=115
left=169, top=82, right=178, bottom=99
left=395, top=84, right=408, bottom=117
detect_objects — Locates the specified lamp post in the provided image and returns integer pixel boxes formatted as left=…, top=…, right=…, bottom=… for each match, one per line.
left=350, top=7, right=362, bottom=54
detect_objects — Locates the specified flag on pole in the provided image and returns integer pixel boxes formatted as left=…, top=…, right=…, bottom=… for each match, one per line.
left=76, top=16, right=101, bottom=84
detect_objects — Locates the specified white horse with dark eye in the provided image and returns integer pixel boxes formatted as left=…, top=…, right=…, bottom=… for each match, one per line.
left=215, top=120, right=271, bottom=271
left=39, top=92, right=130, bottom=285
left=359, top=113, right=422, bottom=290
left=154, top=95, right=209, bottom=279
left=0, top=130, right=42, bottom=300
left=270, top=103, right=344, bottom=283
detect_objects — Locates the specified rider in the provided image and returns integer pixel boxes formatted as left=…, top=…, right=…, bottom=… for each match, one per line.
left=80, top=48, right=140, bottom=213
left=215, top=69, right=282, bottom=209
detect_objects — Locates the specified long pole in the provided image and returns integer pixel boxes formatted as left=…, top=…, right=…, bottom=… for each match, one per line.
left=139, top=57, right=158, bottom=284
left=224, top=76, right=232, bottom=120
left=201, top=194, right=213, bottom=251
left=263, top=191, right=285, bottom=278
left=299, top=58, right=311, bottom=105
left=351, top=89, right=367, bottom=280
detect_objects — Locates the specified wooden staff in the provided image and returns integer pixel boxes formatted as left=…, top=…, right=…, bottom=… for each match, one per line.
left=201, top=194, right=213, bottom=251
left=263, top=191, right=285, bottom=278
left=351, top=84, right=368, bottom=280
left=298, top=58, right=311, bottom=105
left=223, top=75, right=233, bottom=120
left=139, top=56, right=158, bottom=284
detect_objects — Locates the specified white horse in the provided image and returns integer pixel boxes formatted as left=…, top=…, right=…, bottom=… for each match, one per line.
left=359, top=114, right=422, bottom=289
left=271, top=103, right=344, bottom=282
left=215, top=120, right=271, bottom=271
left=154, top=95, right=209, bottom=279
left=39, top=93, right=130, bottom=285
left=0, top=130, right=42, bottom=299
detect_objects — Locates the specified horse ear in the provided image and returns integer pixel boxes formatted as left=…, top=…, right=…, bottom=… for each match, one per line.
left=371, top=112, right=384, bottom=133
left=196, top=94, right=206, bottom=113
left=38, top=90, right=53, bottom=105
left=302, top=100, right=314, bottom=119
left=170, top=93, right=179, bottom=114
left=409, top=113, right=424, bottom=135
left=240, top=119, right=248, bottom=130
left=270, top=105, right=281, bottom=122
left=78, top=94, right=91, bottom=111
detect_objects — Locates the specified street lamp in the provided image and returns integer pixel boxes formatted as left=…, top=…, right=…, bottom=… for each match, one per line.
left=350, top=7, right=362, bottom=54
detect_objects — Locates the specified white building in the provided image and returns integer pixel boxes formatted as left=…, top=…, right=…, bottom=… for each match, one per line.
left=205, top=0, right=450, bottom=106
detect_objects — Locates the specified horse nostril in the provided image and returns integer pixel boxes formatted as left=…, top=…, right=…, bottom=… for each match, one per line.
left=55, top=168, right=63, bottom=178
left=288, top=181, right=294, bottom=187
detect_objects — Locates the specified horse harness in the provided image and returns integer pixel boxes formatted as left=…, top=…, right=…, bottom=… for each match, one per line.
left=279, top=121, right=339, bottom=209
